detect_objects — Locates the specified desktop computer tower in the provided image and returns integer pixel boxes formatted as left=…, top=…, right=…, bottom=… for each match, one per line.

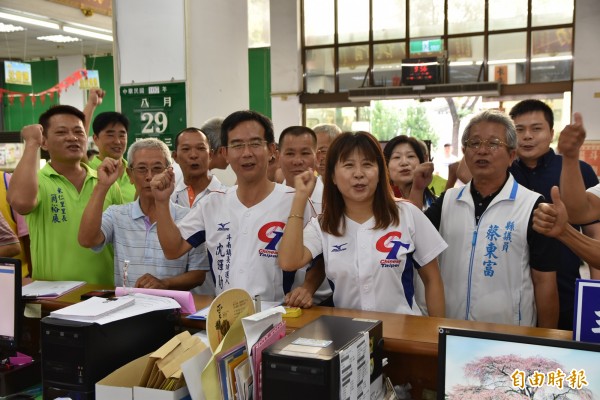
left=41, top=309, right=177, bottom=400
left=262, top=315, right=383, bottom=400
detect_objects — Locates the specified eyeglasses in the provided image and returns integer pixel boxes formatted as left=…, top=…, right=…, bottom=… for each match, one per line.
left=227, top=140, right=267, bottom=152
left=129, top=165, right=168, bottom=176
left=464, top=138, right=508, bottom=151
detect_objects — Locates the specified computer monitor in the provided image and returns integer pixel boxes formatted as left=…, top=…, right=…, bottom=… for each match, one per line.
left=0, top=258, right=21, bottom=361
left=437, top=327, right=600, bottom=399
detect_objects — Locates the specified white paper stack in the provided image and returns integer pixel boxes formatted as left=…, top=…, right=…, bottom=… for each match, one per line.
left=50, top=296, right=135, bottom=321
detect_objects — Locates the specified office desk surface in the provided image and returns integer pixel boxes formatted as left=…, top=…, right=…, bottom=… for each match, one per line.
left=35, top=284, right=571, bottom=355
left=282, top=306, right=572, bottom=356
left=29, top=284, right=573, bottom=399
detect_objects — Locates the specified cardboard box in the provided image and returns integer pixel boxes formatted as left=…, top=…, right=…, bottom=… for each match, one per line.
left=96, top=354, right=190, bottom=400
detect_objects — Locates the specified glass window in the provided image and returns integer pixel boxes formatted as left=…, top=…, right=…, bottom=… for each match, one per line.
left=304, top=0, right=334, bottom=46
left=248, top=0, right=270, bottom=48
left=448, top=36, right=484, bottom=83
left=338, top=0, right=370, bottom=43
left=530, top=28, right=572, bottom=82
left=306, top=106, right=369, bottom=132
left=373, top=0, right=406, bottom=41
left=532, top=0, right=574, bottom=27
left=447, top=0, right=484, bottom=34
left=488, top=0, right=527, bottom=30
left=338, top=45, right=370, bottom=92
left=373, top=42, right=406, bottom=87
left=305, top=48, right=335, bottom=93
left=409, top=0, right=444, bottom=37
left=488, top=32, right=527, bottom=84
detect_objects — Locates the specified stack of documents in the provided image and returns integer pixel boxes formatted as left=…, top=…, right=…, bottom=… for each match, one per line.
left=49, top=293, right=181, bottom=325
left=22, top=280, right=85, bottom=298
left=50, top=296, right=135, bottom=321
left=188, top=301, right=282, bottom=321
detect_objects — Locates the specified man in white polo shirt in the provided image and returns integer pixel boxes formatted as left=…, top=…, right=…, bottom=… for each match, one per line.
left=152, top=111, right=324, bottom=306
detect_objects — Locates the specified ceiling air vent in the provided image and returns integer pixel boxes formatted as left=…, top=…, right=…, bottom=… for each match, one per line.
left=347, top=82, right=501, bottom=101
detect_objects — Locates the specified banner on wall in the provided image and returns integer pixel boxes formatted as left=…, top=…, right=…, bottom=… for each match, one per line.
left=0, top=69, right=89, bottom=106
left=120, top=82, right=187, bottom=150
left=79, top=70, right=100, bottom=90
left=4, top=61, right=32, bottom=86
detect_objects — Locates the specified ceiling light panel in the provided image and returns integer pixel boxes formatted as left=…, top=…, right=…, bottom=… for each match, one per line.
left=63, top=26, right=112, bottom=42
left=0, top=11, right=60, bottom=30
left=37, top=35, right=81, bottom=43
left=0, top=22, right=24, bottom=32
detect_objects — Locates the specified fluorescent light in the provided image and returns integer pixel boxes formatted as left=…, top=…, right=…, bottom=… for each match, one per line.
left=402, top=61, right=439, bottom=67
left=531, top=55, right=573, bottom=63
left=68, top=22, right=112, bottom=34
left=449, top=61, right=474, bottom=67
left=0, top=11, right=60, bottom=30
left=63, top=26, right=112, bottom=42
left=487, top=58, right=526, bottom=65
left=0, top=22, right=24, bottom=32
left=37, top=35, right=81, bottom=43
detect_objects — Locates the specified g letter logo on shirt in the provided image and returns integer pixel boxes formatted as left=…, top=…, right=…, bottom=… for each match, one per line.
left=375, top=231, right=409, bottom=267
left=257, top=221, right=286, bottom=258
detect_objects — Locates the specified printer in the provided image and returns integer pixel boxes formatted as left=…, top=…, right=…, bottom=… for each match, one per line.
left=41, top=309, right=177, bottom=400
left=262, top=315, right=383, bottom=400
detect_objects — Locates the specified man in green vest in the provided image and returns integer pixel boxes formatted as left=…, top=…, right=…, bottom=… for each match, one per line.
left=84, top=89, right=136, bottom=202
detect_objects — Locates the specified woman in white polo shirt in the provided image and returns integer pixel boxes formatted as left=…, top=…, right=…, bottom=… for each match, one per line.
left=278, top=131, right=447, bottom=316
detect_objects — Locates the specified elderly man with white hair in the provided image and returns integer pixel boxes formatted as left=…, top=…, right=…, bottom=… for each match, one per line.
left=78, top=138, right=208, bottom=291
left=423, top=110, right=560, bottom=328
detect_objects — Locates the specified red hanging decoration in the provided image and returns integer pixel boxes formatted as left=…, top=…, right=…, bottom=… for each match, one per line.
left=3, top=69, right=92, bottom=107
left=30, top=96, right=37, bottom=106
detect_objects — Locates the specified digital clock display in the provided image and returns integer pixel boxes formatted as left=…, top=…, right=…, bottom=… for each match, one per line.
left=401, top=58, right=441, bottom=85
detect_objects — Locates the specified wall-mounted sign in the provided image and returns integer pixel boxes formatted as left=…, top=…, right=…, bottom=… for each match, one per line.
left=120, top=82, right=186, bottom=150
left=409, top=38, right=443, bottom=56
left=79, top=70, right=100, bottom=90
left=4, top=61, right=32, bottom=86
left=579, top=141, right=600, bottom=175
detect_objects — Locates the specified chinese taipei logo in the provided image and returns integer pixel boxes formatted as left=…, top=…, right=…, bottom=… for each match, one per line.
left=257, top=221, right=286, bottom=258
left=375, top=231, right=409, bottom=267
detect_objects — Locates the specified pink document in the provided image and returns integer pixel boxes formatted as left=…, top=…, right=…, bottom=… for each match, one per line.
left=114, top=286, right=196, bottom=314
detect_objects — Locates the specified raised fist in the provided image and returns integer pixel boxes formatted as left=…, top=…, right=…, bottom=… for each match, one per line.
left=88, top=88, right=106, bottom=107
left=21, top=124, right=43, bottom=147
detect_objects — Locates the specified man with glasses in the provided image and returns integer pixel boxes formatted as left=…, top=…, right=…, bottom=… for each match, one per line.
left=78, top=138, right=208, bottom=291
left=508, top=100, right=600, bottom=330
left=8, top=106, right=123, bottom=285
left=423, top=110, right=559, bottom=327
left=152, top=110, right=324, bottom=306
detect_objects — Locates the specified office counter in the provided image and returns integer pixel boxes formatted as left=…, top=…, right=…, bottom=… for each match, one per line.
left=30, top=285, right=572, bottom=399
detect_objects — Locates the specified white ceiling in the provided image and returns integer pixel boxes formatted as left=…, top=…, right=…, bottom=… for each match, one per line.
left=0, top=0, right=113, bottom=60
